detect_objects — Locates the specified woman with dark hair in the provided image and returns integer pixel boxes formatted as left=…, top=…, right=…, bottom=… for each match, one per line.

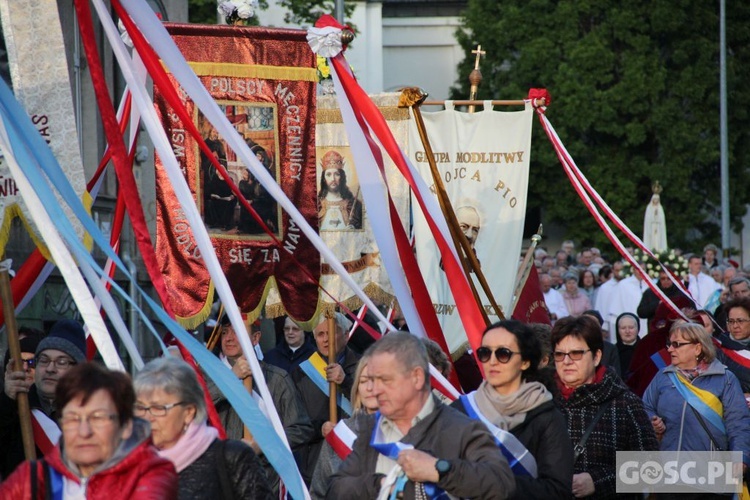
left=579, top=269, right=598, bottom=305
left=615, top=312, right=640, bottom=377
left=0, top=363, right=177, bottom=498
left=644, top=321, right=750, bottom=498
left=452, top=320, right=573, bottom=499
left=134, top=357, right=272, bottom=499
left=552, top=315, right=657, bottom=499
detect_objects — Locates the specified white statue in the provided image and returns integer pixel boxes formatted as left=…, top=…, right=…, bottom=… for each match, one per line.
left=643, top=183, right=667, bottom=252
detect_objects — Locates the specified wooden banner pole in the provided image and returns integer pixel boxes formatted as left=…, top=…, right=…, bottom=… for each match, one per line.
left=0, top=258, right=35, bottom=460
left=328, top=314, right=338, bottom=424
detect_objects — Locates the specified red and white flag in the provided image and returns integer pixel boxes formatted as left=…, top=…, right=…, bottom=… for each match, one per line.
left=325, top=419, right=357, bottom=460
left=30, top=409, right=60, bottom=456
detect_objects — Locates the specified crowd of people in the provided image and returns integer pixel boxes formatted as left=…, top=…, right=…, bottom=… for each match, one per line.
left=1, top=239, right=750, bottom=498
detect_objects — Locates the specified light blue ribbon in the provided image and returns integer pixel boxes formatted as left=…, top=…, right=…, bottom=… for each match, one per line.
left=0, top=78, right=307, bottom=499
left=461, top=393, right=538, bottom=477
left=298, top=359, right=353, bottom=416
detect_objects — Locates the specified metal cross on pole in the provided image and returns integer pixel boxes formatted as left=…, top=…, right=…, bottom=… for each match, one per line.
left=468, top=45, right=486, bottom=113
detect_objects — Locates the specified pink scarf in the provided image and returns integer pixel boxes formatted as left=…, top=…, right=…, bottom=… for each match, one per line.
left=157, top=421, right=218, bottom=472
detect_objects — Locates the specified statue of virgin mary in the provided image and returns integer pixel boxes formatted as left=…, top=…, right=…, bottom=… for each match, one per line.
left=643, top=181, right=667, bottom=252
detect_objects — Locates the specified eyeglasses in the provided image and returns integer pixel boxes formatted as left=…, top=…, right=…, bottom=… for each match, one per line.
left=133, top=402, right=185, bottom=417
left=666, top=341, right=696, bottom=349
left=36, top=355, right=76, bottom=369
left=553, top=349, right=591, bottom=362
left=476, top=346, right=521, bottom=364
left=727, top=319, right=750, bottom=326
left=60, top=411, right=117, bottom=431
left=21, top=358, right=36, bottom=369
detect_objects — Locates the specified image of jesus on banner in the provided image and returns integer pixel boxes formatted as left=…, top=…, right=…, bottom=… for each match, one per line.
left=317, top=148, right=363, bottom=231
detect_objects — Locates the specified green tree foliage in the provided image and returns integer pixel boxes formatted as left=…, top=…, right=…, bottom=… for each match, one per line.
left=453, top=0, right=750, bottom=252
left=188, top=0, right=218, bottom=24
left=188, top=0, right=267, bottom=25
left=276, top=0, right=356, bottom=30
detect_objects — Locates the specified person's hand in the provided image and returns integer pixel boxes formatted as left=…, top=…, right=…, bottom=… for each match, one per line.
left=572, top=472, right=595, bottom=498
left=4, top=369, right=32, bottom=400
left=651, top=415, right=666, bottom=435
left=321, top=421, right=335, bottom=437
left=397, top=449, right=439, bottom=483
left=326, top=363, right=345, bottom=384
left=232, top=356, right=252, bottom=380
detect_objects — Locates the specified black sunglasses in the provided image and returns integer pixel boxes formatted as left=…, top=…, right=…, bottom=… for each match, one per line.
left=476, top=346, right=520, bottom=364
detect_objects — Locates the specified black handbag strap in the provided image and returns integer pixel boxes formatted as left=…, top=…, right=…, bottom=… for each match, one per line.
left=574, top=401, right=611, bottom=461
left=688, top=404, right=724, bottom=451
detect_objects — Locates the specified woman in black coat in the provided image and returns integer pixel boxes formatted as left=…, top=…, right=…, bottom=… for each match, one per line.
left=134, top=357, right=273, bottom=499
left=451, top=320, right=573, bottom=499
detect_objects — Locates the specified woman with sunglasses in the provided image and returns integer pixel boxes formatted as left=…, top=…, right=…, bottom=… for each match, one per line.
left=643, top=321, right=750, bottom=497
left=552, top=315, right=657, bottom=499
left=451, top=320, right=573, bottom=499
left=134, top=357, right=272, bottom=499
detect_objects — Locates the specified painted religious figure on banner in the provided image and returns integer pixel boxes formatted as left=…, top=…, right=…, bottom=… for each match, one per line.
left=197, top=102, right=280, bottom=238
left=317, top=149, right=363, bottom=231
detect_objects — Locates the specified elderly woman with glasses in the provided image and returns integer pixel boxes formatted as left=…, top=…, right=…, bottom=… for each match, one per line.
left=451, top=320, right=573, bottom=499
left=552, top=316, right=657, bottom=499
left=643, top=321, right=750, bottom=495
left=134, top=356, right=272, bottom=499
left=0, top=362, right=177, bottom=499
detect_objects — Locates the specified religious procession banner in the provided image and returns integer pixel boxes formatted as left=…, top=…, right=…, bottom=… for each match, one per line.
left=265, top=93, right=410, bottom=314
left=0, top=0, right=87, bottom=256
left=154, top=24, right=318, bottom=327
left=410, top=102, right=533, bottom=355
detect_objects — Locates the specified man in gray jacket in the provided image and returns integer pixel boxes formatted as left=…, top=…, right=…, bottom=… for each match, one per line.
left=328, top=332, right=515, bottom=499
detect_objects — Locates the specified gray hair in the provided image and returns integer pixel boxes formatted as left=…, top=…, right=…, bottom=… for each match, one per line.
left=669, top=321, right=716, bottom=363
left=316, top=312, right=353, bottom=334
left=729, top=277, right=750, bottom=291
left=365, top=332, right=430, bottom=390
left=134, top=357, right=208, bottom=424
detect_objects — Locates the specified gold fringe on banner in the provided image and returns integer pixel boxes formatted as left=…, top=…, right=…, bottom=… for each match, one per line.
left=180, top=61, right=318, bottom=82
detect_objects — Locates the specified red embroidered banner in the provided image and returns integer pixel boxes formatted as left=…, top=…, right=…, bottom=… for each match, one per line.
left=154, top=24, right=319, bottom=326
left=511, top=266, right=551, bottom=325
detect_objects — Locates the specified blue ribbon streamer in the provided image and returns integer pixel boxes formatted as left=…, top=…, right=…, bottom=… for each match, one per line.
left=460, top=394, right=536, bottom=477
left=0, top=78, right=307, bottom=499
left=298, top=359, right=353, bottom=416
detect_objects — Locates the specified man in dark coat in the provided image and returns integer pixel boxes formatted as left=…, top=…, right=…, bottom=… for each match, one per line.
left=328, top=332, right=515, bottom=499
left=206, top=318, right=313, bottom=494
left=264, top=316, right=315, bottom=373
left=291, top=313, right=360, bottom=484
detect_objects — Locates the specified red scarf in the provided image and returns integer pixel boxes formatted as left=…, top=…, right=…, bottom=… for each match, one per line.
left=557, top=364, right=606, bottom=400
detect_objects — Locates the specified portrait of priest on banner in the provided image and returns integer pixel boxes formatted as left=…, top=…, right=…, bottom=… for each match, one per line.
left=317, top=148, right=364, bottom=231
left=440, top=201, right=483, bottom=272
left=197, top=104, right=280, bottom=238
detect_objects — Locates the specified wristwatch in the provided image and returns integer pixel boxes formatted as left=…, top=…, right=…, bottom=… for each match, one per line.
left=435, top=459, right=452, bottom=481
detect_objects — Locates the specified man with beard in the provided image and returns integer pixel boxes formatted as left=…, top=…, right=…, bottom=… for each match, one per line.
left=317, top=150, right=362, bottom=230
